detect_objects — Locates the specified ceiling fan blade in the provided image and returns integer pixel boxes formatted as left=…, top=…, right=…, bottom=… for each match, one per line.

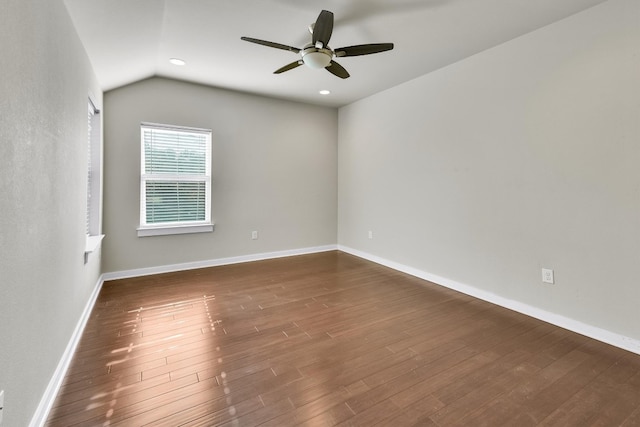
left=241, top=37, right=300, bottom=54
left=312, top=10, right=334, bottom=48
left=334, top=43, right=394, bottom=57
left=325, top=60, right=350, bottom=79
left=274, top=61, right=303, bottom=74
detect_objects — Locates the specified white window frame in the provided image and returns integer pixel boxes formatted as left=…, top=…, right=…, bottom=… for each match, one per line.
left=137, top=122, right=213, bottom=237
left=85, top=97, right=104, bottom=254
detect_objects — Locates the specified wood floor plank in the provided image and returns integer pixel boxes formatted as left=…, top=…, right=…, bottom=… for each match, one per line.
left=622, top=406, right=640, bottom=427
left=45, top=251, right=640, bottom=426
left=335, top=399, right=403, bottom=426
left=501, top=349, right=619, bottom=425
left=538, top=354, right=640, bottom=426
left=429, top=356, right=540, bottom=425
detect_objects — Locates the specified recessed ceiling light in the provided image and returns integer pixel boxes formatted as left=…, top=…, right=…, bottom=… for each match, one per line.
left=169, top=58, right=186, bottom=66
left=319, top=90, right=331, bottom=95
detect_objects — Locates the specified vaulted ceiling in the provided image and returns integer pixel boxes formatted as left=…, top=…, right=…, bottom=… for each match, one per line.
left=64, top=0, right=609, bottom=107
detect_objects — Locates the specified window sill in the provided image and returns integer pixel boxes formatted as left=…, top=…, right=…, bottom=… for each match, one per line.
left=137, top=223, right=214, bottom=237
left=85, top=234, right=105, bottom=253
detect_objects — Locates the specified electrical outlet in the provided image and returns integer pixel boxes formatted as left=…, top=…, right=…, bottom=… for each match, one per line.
left=0, top=389, right=4, bottom=424
left=542, top=268, right=554, bottom=284
left=368, top=230, right=373, bottom=239
left=251, top=230, right=258, bottom=240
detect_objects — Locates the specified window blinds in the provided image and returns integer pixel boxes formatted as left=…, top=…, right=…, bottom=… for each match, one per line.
left=140, top=124, right=212, bottom=227
left=86, top=100, right=99, bottom=236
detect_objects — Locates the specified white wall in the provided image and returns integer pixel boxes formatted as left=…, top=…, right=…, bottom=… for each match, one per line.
left=103, top=77, right=338, bottom=274
left=0, top=1, right=103, bottom=425
left=338, top=0, right=640, bottom=344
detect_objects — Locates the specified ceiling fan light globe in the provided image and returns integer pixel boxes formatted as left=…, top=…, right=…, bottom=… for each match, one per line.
left=302, top=49, right=332, bottom=69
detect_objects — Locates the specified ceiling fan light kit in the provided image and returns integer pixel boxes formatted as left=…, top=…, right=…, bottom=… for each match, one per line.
left=241, top=10, right=394, bottom=79
left=301, top=46, right=332, bottom=69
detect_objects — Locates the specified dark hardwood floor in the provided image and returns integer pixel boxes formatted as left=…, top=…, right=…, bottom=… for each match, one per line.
left=46, top=251, right=640, bottom=426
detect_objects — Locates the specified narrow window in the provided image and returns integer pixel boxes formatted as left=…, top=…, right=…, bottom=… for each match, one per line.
left=85, top=98, right=104, bottom=254
left=138, top=123, right=213, bottom=237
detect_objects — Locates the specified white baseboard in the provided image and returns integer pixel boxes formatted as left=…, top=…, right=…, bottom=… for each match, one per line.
left=339, top=245, right=640, bottom=356
left=30, top=274, right=105, bottom=427
left=103, top=244, right=339, bottom=281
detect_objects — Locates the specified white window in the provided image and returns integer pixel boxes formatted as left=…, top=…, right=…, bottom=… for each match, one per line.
left=138, top=122, right=213, bottom=237
left=85, top=98, right=104, bottom=254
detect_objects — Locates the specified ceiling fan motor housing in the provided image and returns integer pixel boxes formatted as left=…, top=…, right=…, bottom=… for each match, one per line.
left=301, top=45, right=333, bottom=69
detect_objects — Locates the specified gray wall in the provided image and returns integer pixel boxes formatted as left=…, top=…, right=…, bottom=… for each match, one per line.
left=0, top=0, right=103, bottom=425
left=103, top=77, right=338, bottom=273
left=338, top=0, right=640, bottom=342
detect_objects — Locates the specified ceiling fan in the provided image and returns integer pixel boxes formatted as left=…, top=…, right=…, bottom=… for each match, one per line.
left=241, top=10, right=394, bottom=79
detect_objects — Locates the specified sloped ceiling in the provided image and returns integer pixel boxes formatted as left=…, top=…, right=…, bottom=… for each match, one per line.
left=64, top=0, right=609, bottom=107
